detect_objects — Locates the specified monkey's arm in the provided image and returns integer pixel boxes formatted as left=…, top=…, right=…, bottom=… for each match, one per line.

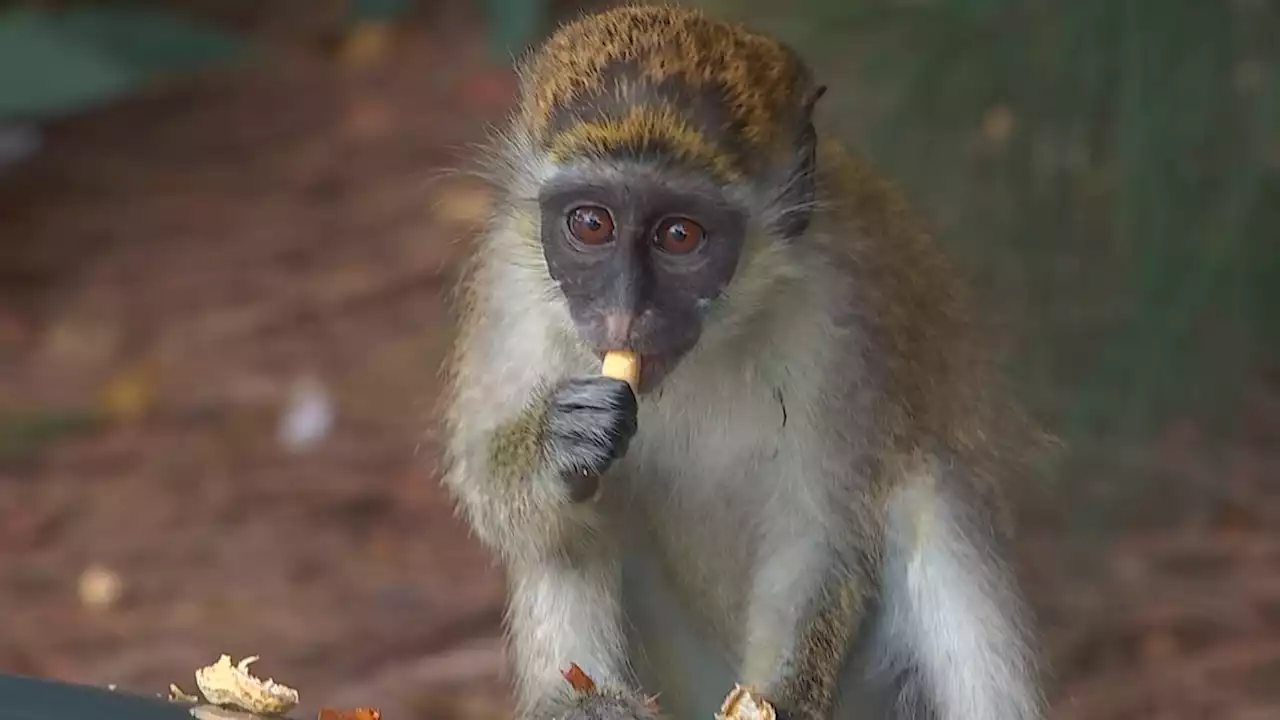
left=448, top=388, right=598, bottom=561
left=734, top=450, right=1046, bottom=720
left=736, top=530, right=872, bottom=720
left=444, top=341, right=649, bottom=719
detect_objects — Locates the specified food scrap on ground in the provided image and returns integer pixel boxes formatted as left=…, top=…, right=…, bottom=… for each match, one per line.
left=169, top=683, right=202, bottom=703
left=176, top=654, right=300, bottom=715
left=169, top=655, right=384, bottom=720
left=317, top=708, right=382, bottom=720
left=716, top=684, right=777, bottom=720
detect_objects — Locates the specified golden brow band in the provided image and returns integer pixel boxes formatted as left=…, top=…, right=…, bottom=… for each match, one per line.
left=519, top=4, right=811, bottom=181
left=544, top=103, right=745, bottom=182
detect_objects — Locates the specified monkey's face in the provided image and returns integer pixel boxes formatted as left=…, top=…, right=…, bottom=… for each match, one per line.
left=539, top=165, right=747, bottom=391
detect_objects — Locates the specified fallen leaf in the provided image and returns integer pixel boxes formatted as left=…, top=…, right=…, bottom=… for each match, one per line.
left=194, top=654, right=299, bottom=715
left=100, top=360, right=159, bottom=425
left=338, top=21, right=394, bottom=69
left=716, top=685, right=776, bottom=720
left=318, top=708, right=381, bottom=720
left=561, top=662, right=596, bottom=693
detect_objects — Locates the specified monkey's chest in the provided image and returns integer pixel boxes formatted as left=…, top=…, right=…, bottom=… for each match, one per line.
left=607, top=397, right=787, bottom=645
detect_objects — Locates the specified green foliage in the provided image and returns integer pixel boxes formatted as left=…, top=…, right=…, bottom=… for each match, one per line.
left=53, top=4, right=244, bottom=74
left=350, top=0, right=415, bottom=21
left=0, top=3, right=244, bottom=122
left=478, top=0, right=542, bottom=60
left=484, top=0, right=546, bottom=61
left=703, top=0, right=1280, bottom=444
left=0, top=410, right=100, bottom=464
left=0, top=7, right=133, bottom=120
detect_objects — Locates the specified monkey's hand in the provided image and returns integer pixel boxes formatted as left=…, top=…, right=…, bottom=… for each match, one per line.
left=557, top=689, right=659, bottom=720
left=545, top=376, right=638, bottom=501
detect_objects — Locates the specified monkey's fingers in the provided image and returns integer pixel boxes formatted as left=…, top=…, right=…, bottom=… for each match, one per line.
left=601, top=350, right=640, bottom=391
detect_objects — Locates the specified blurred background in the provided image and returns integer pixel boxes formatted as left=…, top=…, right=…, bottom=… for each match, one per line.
left=0, top=1, right=1276, bottom=718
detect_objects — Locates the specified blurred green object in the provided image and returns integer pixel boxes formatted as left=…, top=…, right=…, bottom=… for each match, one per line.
left=0, top=672, right=197, bottom=720
left=485, top=0, right=546, bottom=62
left=54, top=5, right=243, bottom=75
left=0, top=410, right=101, bottom=464
left=0, top=7, right=133, bottom=121
left=0, top=4, right=244, bottom=123
left=350, top=0, right=415, bottom=22
left=701, top=0, right=1280, bottom=444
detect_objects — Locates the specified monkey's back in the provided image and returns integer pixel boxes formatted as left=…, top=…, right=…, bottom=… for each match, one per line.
left=811, top=141, right=1046, bottom=532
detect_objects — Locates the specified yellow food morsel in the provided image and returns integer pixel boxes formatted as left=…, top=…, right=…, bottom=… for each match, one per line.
left=601, top=350, right=640, bottom=390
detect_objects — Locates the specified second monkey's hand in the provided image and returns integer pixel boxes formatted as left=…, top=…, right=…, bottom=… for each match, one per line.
left=545, top=376, right=638, bottom=502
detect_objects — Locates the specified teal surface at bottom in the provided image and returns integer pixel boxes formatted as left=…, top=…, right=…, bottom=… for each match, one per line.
left=0, top=673, right=197, bottom=720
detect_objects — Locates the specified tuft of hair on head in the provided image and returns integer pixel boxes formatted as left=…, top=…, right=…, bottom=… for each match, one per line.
left=511, top=3, right=821, bottom=188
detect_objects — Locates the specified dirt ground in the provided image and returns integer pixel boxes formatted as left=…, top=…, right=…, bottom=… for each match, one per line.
left=1, top=6, right=1278, bottom=720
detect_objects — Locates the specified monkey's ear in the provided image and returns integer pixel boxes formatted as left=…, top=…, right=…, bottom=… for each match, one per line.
left=805, top=85, right=829, bottom=114
left=773, top=85, right=827, bottom=240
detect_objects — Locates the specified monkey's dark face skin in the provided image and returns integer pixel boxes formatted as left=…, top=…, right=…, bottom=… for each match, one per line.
left=538, top=168, right=747, bottom=392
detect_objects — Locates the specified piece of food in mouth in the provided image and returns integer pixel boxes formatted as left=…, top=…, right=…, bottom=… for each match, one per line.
left=601, top=350, right=640, bottom=390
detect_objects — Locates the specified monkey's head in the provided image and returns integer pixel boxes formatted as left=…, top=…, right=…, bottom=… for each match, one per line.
left=507, top=4, right=826, bottom=391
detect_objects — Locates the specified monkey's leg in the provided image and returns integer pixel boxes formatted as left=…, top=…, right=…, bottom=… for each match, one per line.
left=736, top=532, right=871, bottom=720
left=861, top=464, right=1045, bottom=720
left=506, top=547, right=646, bottom=720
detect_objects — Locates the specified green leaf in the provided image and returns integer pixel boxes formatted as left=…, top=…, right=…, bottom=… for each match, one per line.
left=0, top=410, right=101, bottom=464
left=51, top=5, right=245, bottom=78
left=351, top=0, right=416, bottom=21
left=0, top=4, right=245, bottom=123
left=484, top=0, right=546, bottom=60
left=0, top=7, right=137, bottom=121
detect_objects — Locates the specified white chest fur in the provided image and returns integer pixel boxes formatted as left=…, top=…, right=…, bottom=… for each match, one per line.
left=605, top=345, right=810, bottom=626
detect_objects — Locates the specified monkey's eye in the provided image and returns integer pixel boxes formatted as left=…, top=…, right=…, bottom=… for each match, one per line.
left=654, top=217, right=706, bottom=255
left=567, top=205, right=615, bottom=245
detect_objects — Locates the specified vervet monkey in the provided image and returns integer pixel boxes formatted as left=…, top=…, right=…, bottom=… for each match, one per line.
left=440, top=4, right=1048, bottom=720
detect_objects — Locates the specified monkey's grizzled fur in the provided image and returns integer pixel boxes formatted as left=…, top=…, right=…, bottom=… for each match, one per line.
left=440, top=4, right=1050, bottom=720
left=520, top=3, right=817, bottom=183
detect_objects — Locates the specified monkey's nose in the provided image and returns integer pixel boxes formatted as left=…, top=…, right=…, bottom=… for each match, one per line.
left=603, top=312, right=634, bottom=346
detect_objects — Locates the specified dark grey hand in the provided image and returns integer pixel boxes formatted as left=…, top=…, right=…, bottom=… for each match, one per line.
left=545, top=376, right=638, bottom=501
